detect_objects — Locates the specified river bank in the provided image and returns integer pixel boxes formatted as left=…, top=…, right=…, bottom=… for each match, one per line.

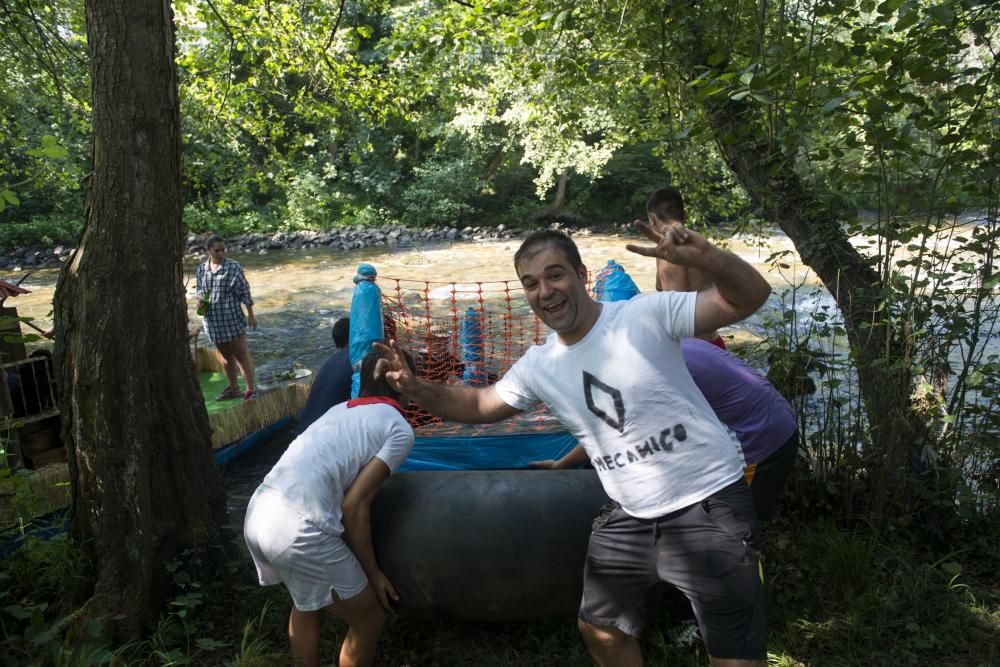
left=0, top=220, right=632, bottom=272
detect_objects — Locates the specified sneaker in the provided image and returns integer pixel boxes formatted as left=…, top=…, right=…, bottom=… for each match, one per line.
left=667, top=620, right=701, bottom=647
left=243, top=390, right=258, bottom=401
left=216, top=386, right=242, bottom=401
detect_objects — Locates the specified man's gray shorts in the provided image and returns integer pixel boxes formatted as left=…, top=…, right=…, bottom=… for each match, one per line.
left=579, top=479, right=766, bottom=660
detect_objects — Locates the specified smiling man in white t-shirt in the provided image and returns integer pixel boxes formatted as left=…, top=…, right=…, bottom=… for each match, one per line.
left=376, top=222, right=771, bottom=667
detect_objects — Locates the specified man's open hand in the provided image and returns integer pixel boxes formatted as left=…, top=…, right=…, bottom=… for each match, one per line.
left=626, top=219, right=714, bottom=268
left=372, top=339, right=416, bottom=393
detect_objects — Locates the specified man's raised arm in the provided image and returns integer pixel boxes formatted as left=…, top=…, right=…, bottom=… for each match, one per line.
left=627, top=220, right=770, bottom=336
left=373, top=340, right=521, bottom=424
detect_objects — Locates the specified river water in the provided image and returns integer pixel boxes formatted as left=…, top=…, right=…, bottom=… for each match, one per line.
left=6, top=221, right=995, bottom=512
left=10, top=220, right=997, bottom=397
left=6, top=228, right=819, bottom=376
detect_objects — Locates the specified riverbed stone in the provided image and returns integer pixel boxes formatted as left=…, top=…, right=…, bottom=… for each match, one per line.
left=1, top=220, right=633, bottom=272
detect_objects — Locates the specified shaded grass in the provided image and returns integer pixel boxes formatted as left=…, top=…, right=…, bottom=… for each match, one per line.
left=220, top=518, right=999, bottom=667
left=2, top=517, right=997, bottom=666
left=761, top=519, right=1000, bottom=667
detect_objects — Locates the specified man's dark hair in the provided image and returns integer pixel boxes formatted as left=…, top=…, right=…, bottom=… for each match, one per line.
left=332, top=317, right=350, bottom=348
left=513, top=229, right=584, bottom=276
left=205, top=233, right=226, bottom=249
left=646, top=186, right=686, bottom=223
left=359, top=348, right=415, bottom=401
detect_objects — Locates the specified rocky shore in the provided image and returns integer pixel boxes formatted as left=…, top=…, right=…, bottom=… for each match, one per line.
left=0, top=221, right=628, bottom=272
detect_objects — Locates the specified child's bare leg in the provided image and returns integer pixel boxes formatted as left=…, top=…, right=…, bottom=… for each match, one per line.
left=288, top=607, right=321, bottom=667
left=325, top=586, right=387, bottom=667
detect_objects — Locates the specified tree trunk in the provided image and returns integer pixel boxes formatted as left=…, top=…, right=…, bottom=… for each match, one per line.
left=704, top=99, right=919, bottom=511
left=483, top=147, right=507, bottom=183
left=52, top=0, right=226, bottom=643
left=670, top=17, right=923, bottom=515
left=553, top=168, right=570, bottom=210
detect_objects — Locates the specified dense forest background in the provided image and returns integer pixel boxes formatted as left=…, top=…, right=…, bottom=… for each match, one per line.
left=2, top=0, right=682, bottom=246
left=0, top=0, right=998, bottom=664
left=6, top=0, right=991, bottom=246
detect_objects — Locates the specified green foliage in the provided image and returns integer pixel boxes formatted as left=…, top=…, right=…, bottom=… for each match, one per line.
left=0, top=211, right=82, bottom=249
left=765, top=519, right=1000, bottom=665
left=1, top=531, right=88, bottom=604
left=227, top=601, right=286, bottom=667
left=401, top=157, right=482, bottom=228
left=285, top=169, right=338, bottom=230
left=0, top=534, right=113, bottom=666
left=0, top=1, right=89, bottom=223
left=183, top=205, right=281, bottom=239
left=569, top=143, right=664, bottom=223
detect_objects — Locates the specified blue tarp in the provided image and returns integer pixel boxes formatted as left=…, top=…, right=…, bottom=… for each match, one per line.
left=592, top=259, right=640, bottom=302
left=349, top=263, right=384, bottom=398
left=400, top=431, right=580, bottom=471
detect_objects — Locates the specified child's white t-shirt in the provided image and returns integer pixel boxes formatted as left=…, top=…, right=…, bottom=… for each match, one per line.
left=256, top=401, right=414, bottom=536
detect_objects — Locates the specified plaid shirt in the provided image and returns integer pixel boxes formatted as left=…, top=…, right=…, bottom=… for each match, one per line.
left=197, top=258, right=254, bottom=344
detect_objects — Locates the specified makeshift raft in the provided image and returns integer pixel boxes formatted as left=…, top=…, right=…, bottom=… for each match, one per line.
left=358, top=263, right=643, bottom=620
left=372, top=469, right=609, bottom=620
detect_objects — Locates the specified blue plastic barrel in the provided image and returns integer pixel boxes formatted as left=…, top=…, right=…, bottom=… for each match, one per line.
left=592, top=259, right=640, bottom=302
left=459, top=306, right=487, bottom=385
left=348, top=263, right=384, bottom=397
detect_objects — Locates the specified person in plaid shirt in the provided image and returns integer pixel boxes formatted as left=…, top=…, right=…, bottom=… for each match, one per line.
left=196, top=234, right=258, bottom=401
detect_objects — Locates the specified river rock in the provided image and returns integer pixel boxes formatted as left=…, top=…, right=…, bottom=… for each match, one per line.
left=2, top=219, right=625, bottom=272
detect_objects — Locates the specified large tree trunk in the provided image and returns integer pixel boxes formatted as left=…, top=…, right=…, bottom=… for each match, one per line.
left=670, top=15, right=922, bottom=516
left=52, top=0, right=226, bottom=643
left=705, top=100, right=919, bottom=512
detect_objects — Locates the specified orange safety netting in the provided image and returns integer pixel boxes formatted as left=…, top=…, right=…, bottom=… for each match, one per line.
left=380, top=277, right=566, bottom=437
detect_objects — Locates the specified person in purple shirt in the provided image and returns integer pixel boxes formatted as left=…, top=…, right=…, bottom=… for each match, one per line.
left=534, top=337, right=799, bottom=520
left=296, top=317, right=353, bottom=434
left=678, top=338, right=798, bottom=519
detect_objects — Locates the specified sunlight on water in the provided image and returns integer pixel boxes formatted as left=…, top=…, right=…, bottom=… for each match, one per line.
left=5, top=223, right=994, bottom=384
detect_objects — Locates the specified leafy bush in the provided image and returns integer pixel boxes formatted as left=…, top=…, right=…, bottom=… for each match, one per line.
left=401, top=158, right=482, bottom=228
left=347, top=204, right=397, bottom=229
left=0, top=213, right=83, bottom=251
left=571, top=142, right=666, bottom=225
left=284, top=170, right=338, bottom=231
left=184, top=205, right=281, bottom=238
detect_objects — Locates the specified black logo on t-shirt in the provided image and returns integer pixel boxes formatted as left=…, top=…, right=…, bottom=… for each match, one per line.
left=582, top=371, right=625, bottom=433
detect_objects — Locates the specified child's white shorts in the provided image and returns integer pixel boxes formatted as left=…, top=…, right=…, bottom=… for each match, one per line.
left=244, top=489, right=368, bottom=611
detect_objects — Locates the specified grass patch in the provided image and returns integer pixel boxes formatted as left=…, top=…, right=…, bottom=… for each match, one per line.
left=2, top=517, right=997, bottom=665
left=209, top=518, right=1000, bottom=666
left=764, top=519, right=999, bottom=666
